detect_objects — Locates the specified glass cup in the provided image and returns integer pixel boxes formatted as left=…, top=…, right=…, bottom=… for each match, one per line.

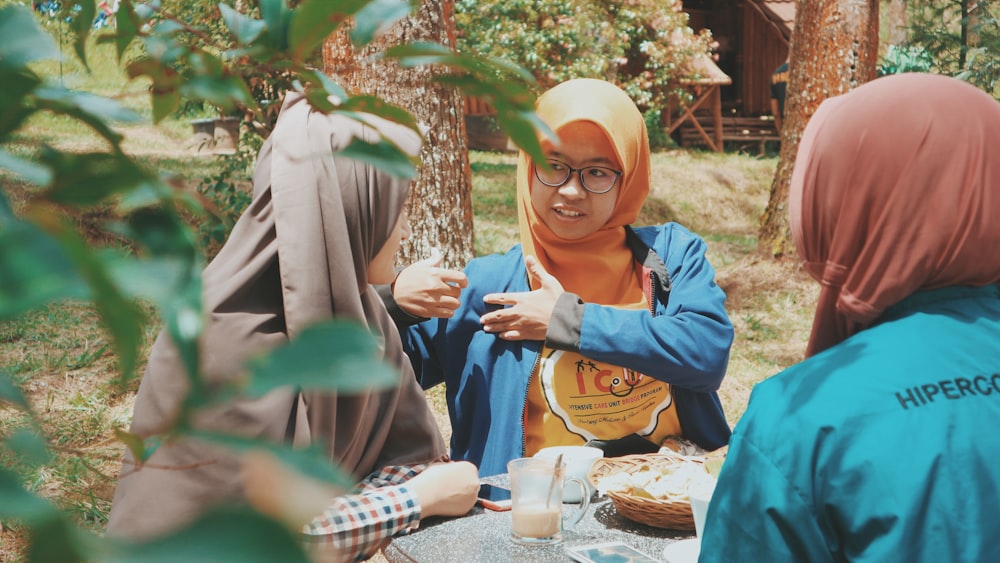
left=689, top=478, right=717, bottom=540
left=533, top=445, right=604, bottom=503
left=508, top=457, right=590, bottom=545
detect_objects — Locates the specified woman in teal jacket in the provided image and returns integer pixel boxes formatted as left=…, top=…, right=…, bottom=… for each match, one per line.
left=389, top=79, right=733, bottom=476
left=699, top=74, right=1000, bottom=562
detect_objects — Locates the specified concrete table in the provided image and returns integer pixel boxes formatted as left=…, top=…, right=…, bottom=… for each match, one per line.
left=382, top=474, right=694, bottom=562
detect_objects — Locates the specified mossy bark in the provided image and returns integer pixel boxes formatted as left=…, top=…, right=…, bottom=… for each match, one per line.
left=323, top=0, right=475, bottom=269
left=758, top=0, right=880, bottom=258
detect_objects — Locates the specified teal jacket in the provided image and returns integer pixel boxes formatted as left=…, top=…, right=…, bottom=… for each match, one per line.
left=701, top=285, right=1000, bottom=563
left=400, top=223, right=734, bottom=476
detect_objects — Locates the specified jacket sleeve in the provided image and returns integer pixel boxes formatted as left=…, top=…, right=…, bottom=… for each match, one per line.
left=547, top=224, right=733, bottom=393
left=400, top=315, right=447, bottom=390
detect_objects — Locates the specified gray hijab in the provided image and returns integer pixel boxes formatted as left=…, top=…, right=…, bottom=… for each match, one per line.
left=107, top=92, right=445, bottom=539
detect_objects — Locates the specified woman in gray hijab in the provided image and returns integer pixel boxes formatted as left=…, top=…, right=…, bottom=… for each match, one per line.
left=107, top=92, right=479, bottom=561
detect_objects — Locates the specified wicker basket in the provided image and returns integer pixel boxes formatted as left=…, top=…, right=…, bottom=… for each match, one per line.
left=588, top=454, right=705, bottom=531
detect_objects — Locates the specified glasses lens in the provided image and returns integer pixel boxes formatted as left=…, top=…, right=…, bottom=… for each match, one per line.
left=581, top=167, right=617, bottom=193
left=536, top=161, right=571, bottom=186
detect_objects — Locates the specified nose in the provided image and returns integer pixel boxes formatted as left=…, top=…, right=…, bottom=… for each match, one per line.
left=558, top=171, right=587, bottom=198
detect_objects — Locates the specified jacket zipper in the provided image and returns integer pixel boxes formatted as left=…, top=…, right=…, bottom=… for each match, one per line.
left=646, top=266, right=658, bottom=316
left=521, top=347, right=542, bottom=457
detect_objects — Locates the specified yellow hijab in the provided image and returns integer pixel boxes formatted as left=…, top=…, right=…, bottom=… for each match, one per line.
left=516, top=79, right=650, bottom=306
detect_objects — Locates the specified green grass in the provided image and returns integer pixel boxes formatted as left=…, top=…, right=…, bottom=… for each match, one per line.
left=469, top=153, right=520, bottom=255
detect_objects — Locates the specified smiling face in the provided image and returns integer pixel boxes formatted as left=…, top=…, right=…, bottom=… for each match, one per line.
left=368, top=209, right=411, bottom=285
left=530, top=121, right=622, bottom=240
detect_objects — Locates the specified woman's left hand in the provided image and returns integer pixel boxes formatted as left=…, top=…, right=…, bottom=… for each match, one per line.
left=480, top=255, right=564, bottom=341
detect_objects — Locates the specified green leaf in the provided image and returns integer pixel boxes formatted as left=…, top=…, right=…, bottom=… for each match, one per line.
left=304, top=87, right=338, bottom=113
left=42, top=150, right=152, bottom=207
left=0, top=193, right=10, bottom=223
left=0, top=69, right=41, bottom=140
left=495, top=109, right=552, bottom=165
left=190, top=432, right=355, bottom=490
left=384, top=40, right=454, bottom=67
left=34, top=86, right=142, bottom=125
left=5, top=428, right=52, bottom=467
left=288, top=0, right=365, bottom=61
left=151, top=87, right=180, bottom=123
left=338, top=95, right=419, bottom=132
left=163, top=276, right=203, bottom=387
left=105, top=211, right=203, bottom=383
left=112, top=1, right=139, bottom=62
left=246, top=320, right=399, bottom=397
left=126, top=57, right=182, bottom=123
left=102, top=508, right=310, bottom=563
left=260, top=0, right=293, bottom=51
left=142, top=32, right=188, bottom=65
left=25, top=514, right=93, bottom=563
left=351, top=0, right=412, bottom=47
left=181, top=74, right=255, bottom=113
left=33, top=87, right=141, bottom=149
left=0, top=148, right=52, bottom=187
left=219, top=4, right=267, bottom=46
left=104, top=255, right=193, bottom=304
left=151, top=18, right=186, bottom=37
left=120, top=207, right=199, bottom=261
left=70, top=0, right=97, bottom=71
left=0, top=468, right=57, bottom=522
left=115, top=176, right=173, bottom=212
left=0, top=221, right=87, bottom=320
left=133, top=0, right=159, bottom=23
left=0, top=370, right=29, bottom=410
left=296, top=68, right=349, bottom=102
left=0, top=5, right=60, bottom=67
left=337, top=136, right=417, bottom=179
left=113, top=428, right=148, bottom=462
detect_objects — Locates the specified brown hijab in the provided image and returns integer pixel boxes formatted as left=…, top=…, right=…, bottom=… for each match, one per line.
left=108, top=93, right=444, bottom=538
left=789, top=73, right=1000, bottom=357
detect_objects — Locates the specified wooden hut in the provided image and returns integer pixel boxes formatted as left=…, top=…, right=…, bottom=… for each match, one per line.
left=464, top=1, right=796, bottom=152
left=668, top=0, right=793, bottom=151
left=683, top=0, right=794, bottom=117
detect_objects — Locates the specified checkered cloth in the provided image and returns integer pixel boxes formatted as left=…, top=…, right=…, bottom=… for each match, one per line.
left=302, top=464, right=428, bottom=561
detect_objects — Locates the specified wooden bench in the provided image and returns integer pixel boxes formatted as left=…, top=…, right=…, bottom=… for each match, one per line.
left=677, top=116, right=781, bottom=154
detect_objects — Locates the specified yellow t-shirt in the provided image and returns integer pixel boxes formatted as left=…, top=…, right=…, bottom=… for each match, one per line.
left=523, top=343, right=682, bottom=455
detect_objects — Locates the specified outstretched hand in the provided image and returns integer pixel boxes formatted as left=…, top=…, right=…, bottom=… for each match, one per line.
left=480, top=254, right=564, bottom=341
left=393, top=248, right=468, bottom=318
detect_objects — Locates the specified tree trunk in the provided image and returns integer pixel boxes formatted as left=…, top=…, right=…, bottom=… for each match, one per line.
left=967, top=1, right=981, bottom=54
left=884, top=0, right=908, bottom=45
left=758, top=0, right=880, bottom=258
left=322, top=0, right=474, bottom=270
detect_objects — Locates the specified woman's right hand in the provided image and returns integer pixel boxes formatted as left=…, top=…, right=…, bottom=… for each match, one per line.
left=407, top=461, right=480, bottom=518
left=392, top=248, right=468, bottom=318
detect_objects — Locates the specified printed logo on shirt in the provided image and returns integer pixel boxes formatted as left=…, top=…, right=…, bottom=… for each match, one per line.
left=895, top=373, right=1000, bottom=410
left=538, top=348, right=674, bottom=440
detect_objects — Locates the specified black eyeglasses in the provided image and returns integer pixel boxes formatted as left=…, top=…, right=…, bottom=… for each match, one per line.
left=534, top=160, right=622, bottom=194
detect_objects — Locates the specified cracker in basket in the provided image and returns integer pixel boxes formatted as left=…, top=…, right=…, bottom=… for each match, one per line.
left=597, top=460, right=715, bottom=501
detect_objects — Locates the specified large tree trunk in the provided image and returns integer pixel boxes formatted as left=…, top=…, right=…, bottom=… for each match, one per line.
left=758, top=0, right=880, bottom=257
left=884, top=0, right=908, bottom=45
left=323, top=0, right=474, bottom=270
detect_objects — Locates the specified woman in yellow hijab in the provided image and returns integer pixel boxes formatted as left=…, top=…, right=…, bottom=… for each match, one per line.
left=389, top=79, right=734, bottom=475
